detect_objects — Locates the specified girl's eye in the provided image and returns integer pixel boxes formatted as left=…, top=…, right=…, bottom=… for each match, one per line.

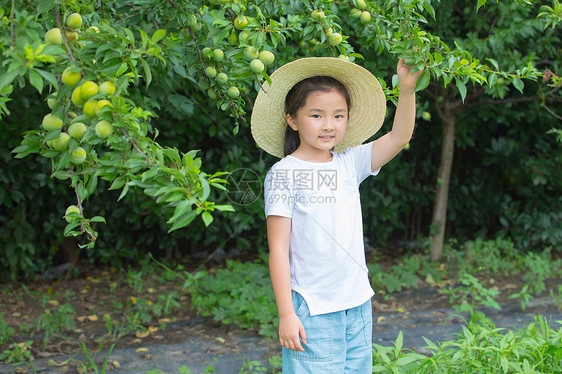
left=312, top=114, right=321, bottom=118
left=336, top=115, right=345, bottom=119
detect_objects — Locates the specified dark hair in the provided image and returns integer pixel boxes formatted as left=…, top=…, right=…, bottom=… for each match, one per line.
left=283, top=76, right=351, bottom=156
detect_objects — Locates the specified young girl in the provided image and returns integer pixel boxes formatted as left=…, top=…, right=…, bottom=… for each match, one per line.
left=251, top=57, right=422, bottom=372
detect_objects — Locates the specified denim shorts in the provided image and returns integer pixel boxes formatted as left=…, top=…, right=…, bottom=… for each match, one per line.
left=282, top=291, right=373, bottom=373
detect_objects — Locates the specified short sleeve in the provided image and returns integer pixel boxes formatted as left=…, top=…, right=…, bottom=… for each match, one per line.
left=264, top=165, right=294, bottom=218
left=342, top=141, right=380, bottom=184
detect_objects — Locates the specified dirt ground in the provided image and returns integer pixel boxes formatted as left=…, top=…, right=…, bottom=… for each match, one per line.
left=1, top=256, right=561, bottom=373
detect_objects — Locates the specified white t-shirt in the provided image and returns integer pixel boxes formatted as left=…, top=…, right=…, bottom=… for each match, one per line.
left=264, top=142, right=378, bottom=316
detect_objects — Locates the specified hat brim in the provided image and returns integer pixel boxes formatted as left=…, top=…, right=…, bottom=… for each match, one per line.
left=251, top=57, right=386, bottom=158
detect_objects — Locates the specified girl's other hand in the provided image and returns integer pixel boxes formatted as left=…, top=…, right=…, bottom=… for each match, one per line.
left=279, top=312, right=307, bottom=351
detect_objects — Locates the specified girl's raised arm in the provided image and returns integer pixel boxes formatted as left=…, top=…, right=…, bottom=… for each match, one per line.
left=370, top=59, right=423, bottom=172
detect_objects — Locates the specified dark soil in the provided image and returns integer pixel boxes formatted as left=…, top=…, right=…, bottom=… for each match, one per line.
left=1, top=254, right=561, bottom=373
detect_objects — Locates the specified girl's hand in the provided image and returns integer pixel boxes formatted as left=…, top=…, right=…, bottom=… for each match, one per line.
left=279, top=312, right=307, bottom=351
left=397, top=59, right=423, bottom=92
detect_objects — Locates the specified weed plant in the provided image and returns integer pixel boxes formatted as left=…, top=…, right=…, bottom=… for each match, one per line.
left=189, top=258, right=278, bottom=339
left=372, top=316, right=562, bottom=373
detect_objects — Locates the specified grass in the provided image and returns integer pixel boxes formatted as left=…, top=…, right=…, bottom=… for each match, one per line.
left=0, top=237, right=561, bottom=373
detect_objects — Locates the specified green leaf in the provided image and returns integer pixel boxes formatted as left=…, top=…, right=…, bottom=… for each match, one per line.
left=28, top=69, right=43, bottom=93
left=512, top=78, right=524, bottom=93
left=455, top=78, right=467, bottom=102
left=140, top=59, right=152, bottom=88
left=151, top=29, right=166, bottom=43
left=414, top=69, right=430, bottom=92
left=168, top=210, right=198, bottom=232
left=477, top=0, right=487, bottom=11
left=201, top=211, right=213, bottom=227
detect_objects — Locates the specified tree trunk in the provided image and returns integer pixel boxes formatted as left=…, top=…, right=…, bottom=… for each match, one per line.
left=429, top=99, right=459, bottom=261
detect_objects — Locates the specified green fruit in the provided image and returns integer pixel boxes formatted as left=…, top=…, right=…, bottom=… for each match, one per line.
left=95, top=99, right=112, bottom=114
left=311, top=10, right=326, bottom=20
left=42, top=114, right=63, bottom=131
left=72, top=86, right=86, bottom=106
left=228, top=31, right=238, bottom=45
left=207, top=88, right=217, bottom=99
left=227, top=86, right=240, bottom=98
left=187, top=14, right=198, bottom=28
left=244, top=46, right=259, bottom=60
left=68, top=122, right=87, bottom=139
left=65, top=31, right=78, bottom=42
left=65, top=205, right=81, bottom=222
left=53, top=132, right=70, bottom=151
left=356, top=0, right=367, bottom=9
left=422, top=112, right=431, bottom=121
left=212, top=49, right=224, bottom=62
left=328, top=33, right=342, bottom=46
left=234, top=14, right=248, bottom=29
left=99, top=81, right=116, bottom=95
left=360, top=11, right=371, bottom=23
left=205, top=66, right=217, bottom=78
left=338, top=54, right=350, bottom=61
left=47, top=97, right=57, bottom=110
left=80, top=81, right=98, bottom=101
left=71, top=146, right=87, bottom=164
left=216, top=72, right=228, bottom=85
left=202, top=47, right=213, bottom=59
left=250, top=59, right=265, bottom=74
left=325, top=27, right=333, bottom=36
left=45, top=28, right=62, bottom=45
left=62, top=67, right=81, bottom=87
left=191, top=21, right=202, bottom=32
left=258, top=51, right=275, bottom=65
left=83, top=99, right=98, bottom=118
left=350, top=8, right=362, bottom=18
left=66, top=13, right=83, bottom=29
left=239, top=30, right=250, bottom=44
left=95, top=120, right=113, bottom=138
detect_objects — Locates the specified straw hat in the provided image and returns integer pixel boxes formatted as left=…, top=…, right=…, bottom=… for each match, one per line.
left=250, top=57, right=386, bottom=158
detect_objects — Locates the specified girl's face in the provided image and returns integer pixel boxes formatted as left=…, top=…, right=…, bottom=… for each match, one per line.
left=286, top=89, right=348, bottom=160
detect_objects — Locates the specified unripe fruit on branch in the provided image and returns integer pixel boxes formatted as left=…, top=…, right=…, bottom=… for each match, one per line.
left=83, top=100, right=98, bottom=118
left=239, top=30, right=250, bottom=44
left=360, top=11, right=371, bottom=23
left=65, top=205, right=80, bottom=222
left=227, top=86, right=240, bottom=98
left=99, top=81, right=116, bottom=95
left=311, top=10, right=326, bottom=20
left=95, top=120, right=113, bottom=138
left=244, top=46, right=259, bottom=60
left=53, top=133, right=70, bottom=151
left=68, top=122, right=87, bottom=140
left=356, top=0, right=367, bottom=9
left=234, top=14, right=248, bottom=29
left=258, top=51, right=275, bottom=65
left=95, top=99, right=112, bottom=115
left=45, top=28, right=62, bottom=45
left=215, top=72, right=228, bottom=85
left=212, top=49, right=224, bottom=62
left=328, top=33, right=342, bottom=46
left=250, top=59, right=265, bottom=74
left=205, top=66, right=217, bottom=78
left=72, top=87, right=86, bottom=106
left=42, top=114, right=63, bottom=131
left=62, top=68, right=81, bottom=87
left=65, top=31, right=78, bottom=42
left=66, top=13, right=83, bottom=29
left=80, top=81, right=99, bottom=101
left=71, top=147, right=87, bottom=164
left=350, top=8, right=362, bottom=18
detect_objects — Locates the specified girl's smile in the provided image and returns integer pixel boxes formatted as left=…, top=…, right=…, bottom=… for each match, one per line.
left=286, top=89, right=348, bottom=161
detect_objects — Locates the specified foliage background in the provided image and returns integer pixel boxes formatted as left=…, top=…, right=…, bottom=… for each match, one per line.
left=0, top=0, right=560, bottom=281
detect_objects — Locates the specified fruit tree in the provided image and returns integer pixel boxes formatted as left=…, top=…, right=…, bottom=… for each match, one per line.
left=0, top=0, right=558, bottom=258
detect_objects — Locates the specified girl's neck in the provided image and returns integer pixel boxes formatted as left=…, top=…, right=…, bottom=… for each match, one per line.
left=289, top=148, right=333, bottom=163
